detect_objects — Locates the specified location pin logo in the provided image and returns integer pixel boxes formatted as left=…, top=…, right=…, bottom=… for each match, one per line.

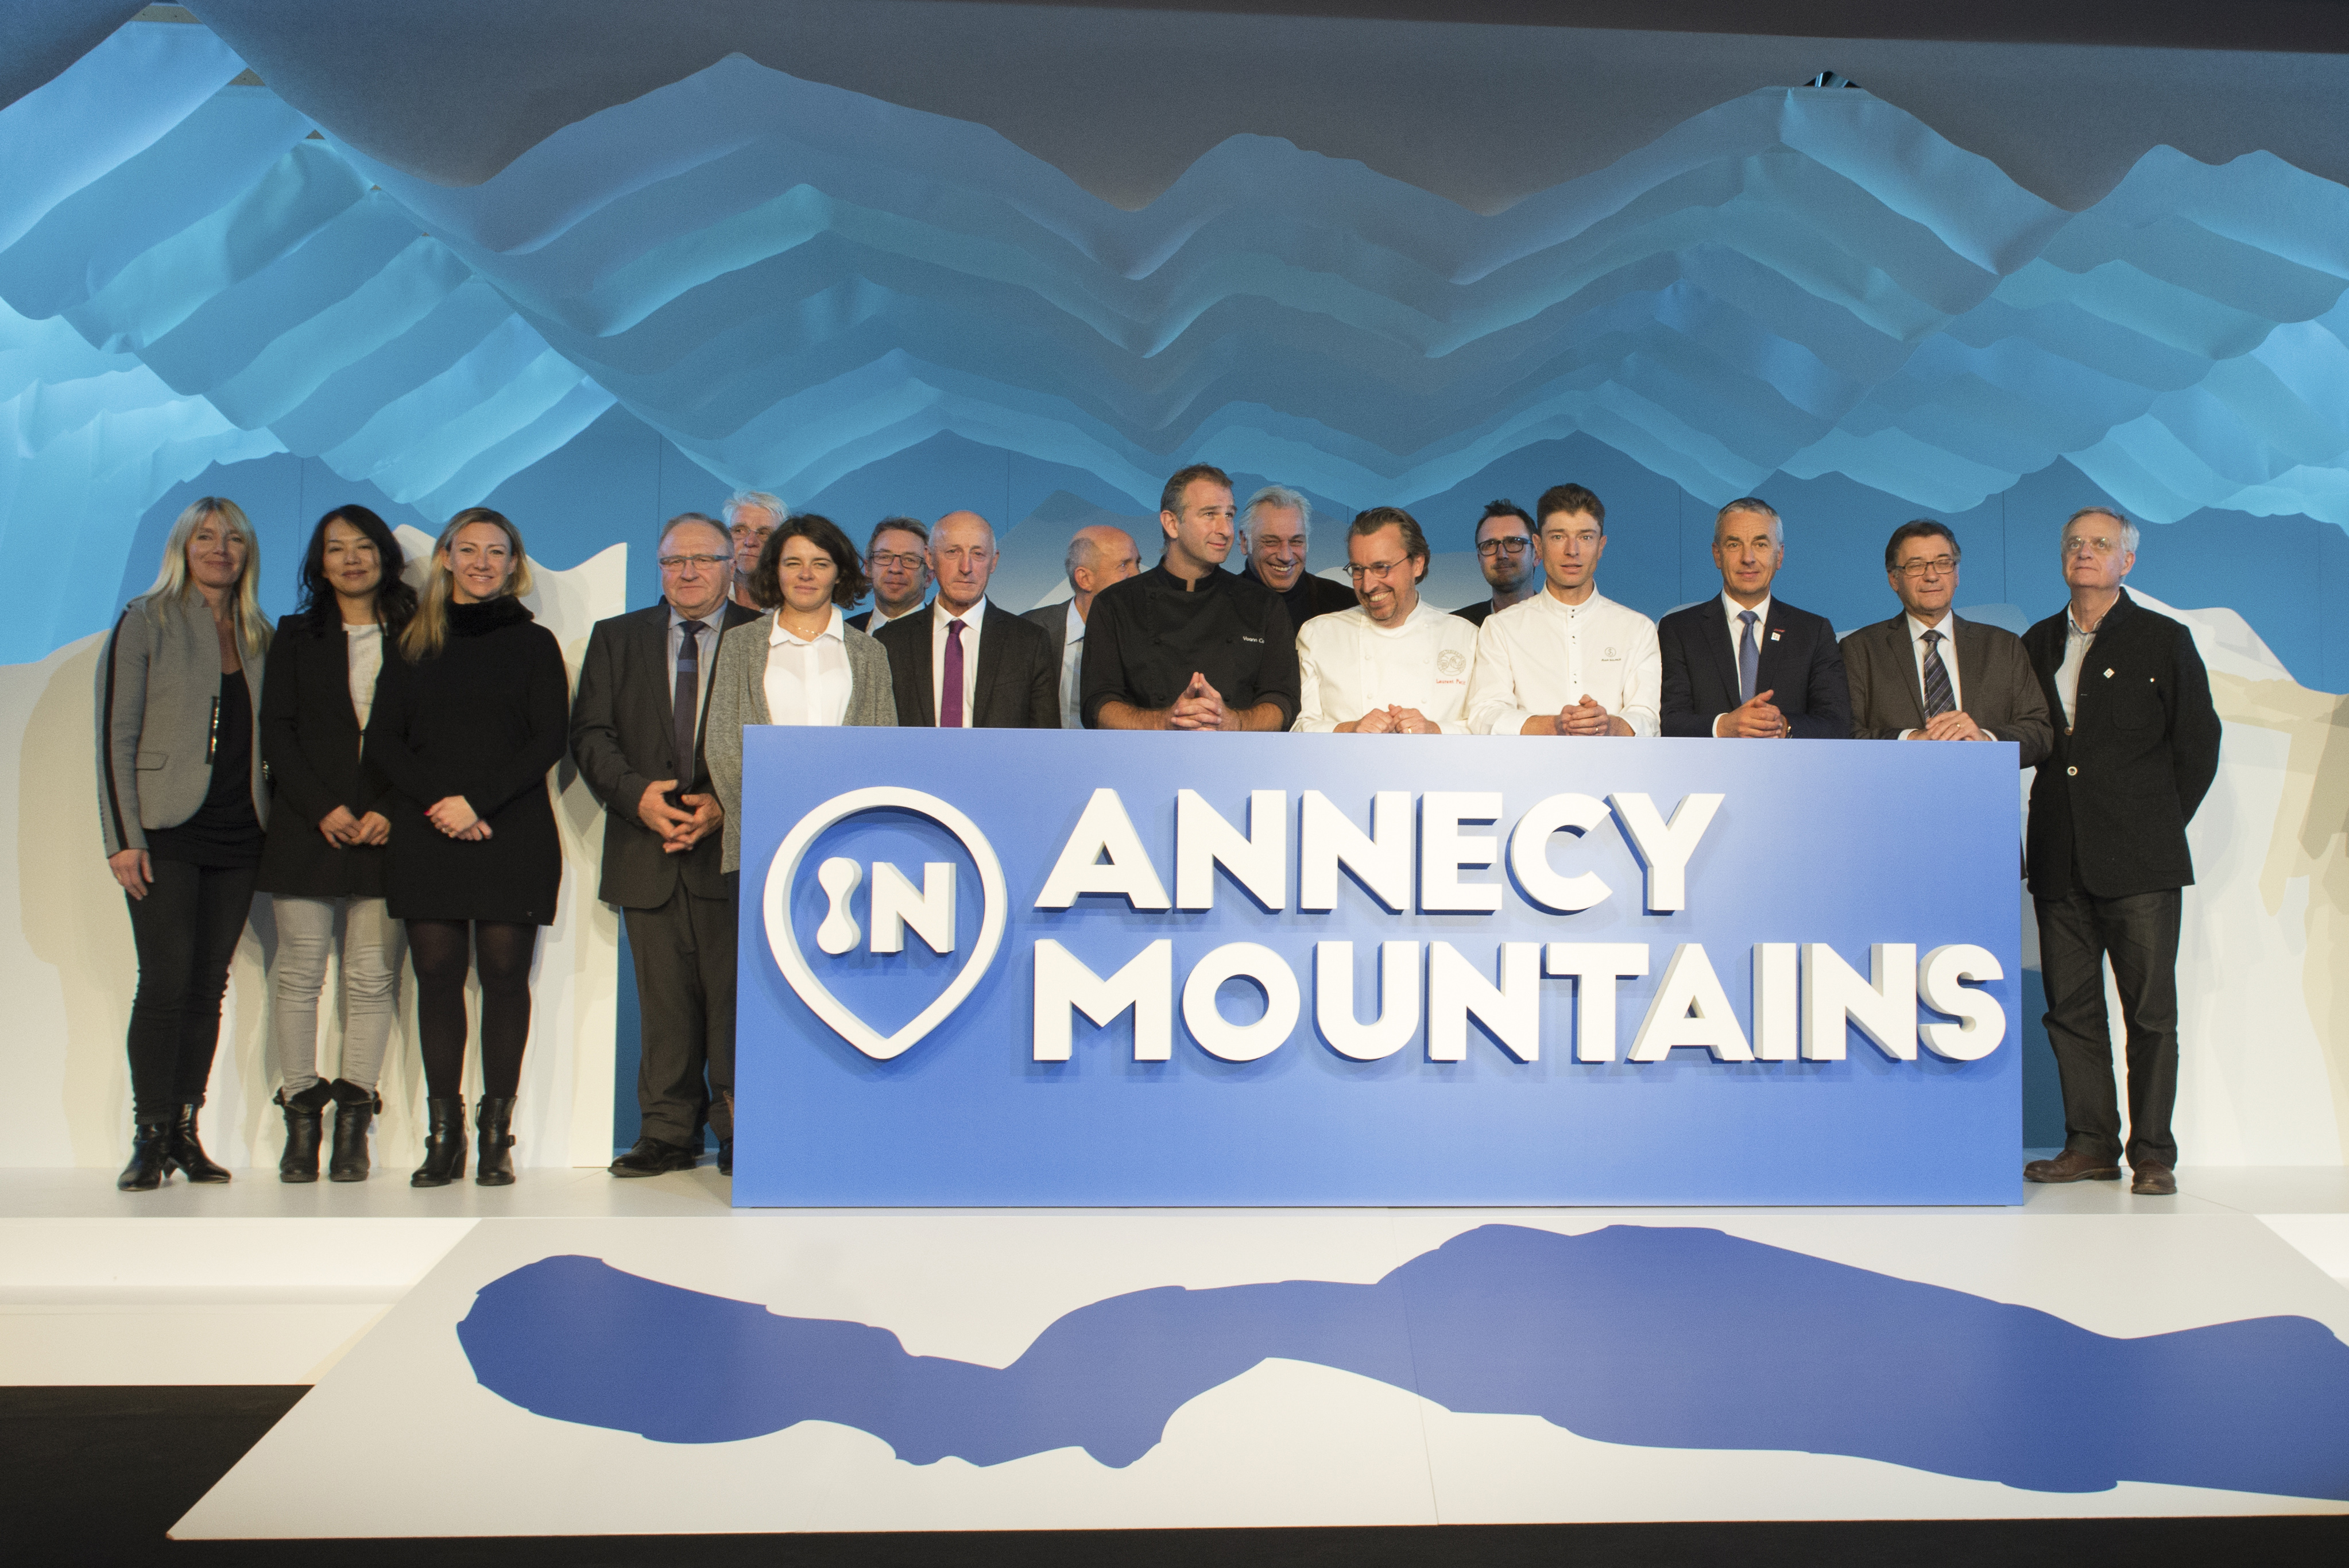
left=762, top=787, right=1008, bottom=1060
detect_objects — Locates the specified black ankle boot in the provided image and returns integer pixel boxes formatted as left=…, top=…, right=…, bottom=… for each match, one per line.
left=411, top=1098, right=466, bottom=1187
left=327, top=1079, right=380, bottom=1183
left=474, top=1095, right=517, bottom=1187
left=165, top=1104, right=231, bottom=1183
left=118, top=1119, right=172, bottom=1191
left=276, top=1082, right=333, bottom=1183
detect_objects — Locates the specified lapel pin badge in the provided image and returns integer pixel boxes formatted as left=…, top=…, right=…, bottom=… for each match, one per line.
left=1769, top=629, right=1782, bottom=642
left=2103, top=667, right=2114, bottom=677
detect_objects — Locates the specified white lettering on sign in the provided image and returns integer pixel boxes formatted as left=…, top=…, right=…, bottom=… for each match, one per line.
left=1032, top=939, right=1172, bottom=1061
left=1176, top=790, right=1287, bottom=911
left=1918, top=944, right=2006, bottom=1060
left=1035, top=789, right=1170, bottom=910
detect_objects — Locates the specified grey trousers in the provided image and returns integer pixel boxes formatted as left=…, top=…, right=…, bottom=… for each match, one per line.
left=272, top=895, right=407, bottom=1093
left=2035, top=884, right=2184, bottom=1169
left=622, top=884, right=737, bottom=1147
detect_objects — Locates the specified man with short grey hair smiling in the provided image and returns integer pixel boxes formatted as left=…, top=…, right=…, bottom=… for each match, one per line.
left=1240, top=484, right=1355, bottom=637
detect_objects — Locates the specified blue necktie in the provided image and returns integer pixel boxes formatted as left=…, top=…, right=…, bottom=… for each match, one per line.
left=1736, top=610, right=1759, bottom=705
left=674, top=620, right=705, bottom=781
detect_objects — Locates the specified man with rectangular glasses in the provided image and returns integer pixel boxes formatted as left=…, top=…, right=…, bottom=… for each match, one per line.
left=847, top=517, right=933, bottom=632
left=1454, top=500, right=1541, bottom=627
left=1294, top=507, right=1479, bottom=733
left=1842, top=520, right=2050, bottom=758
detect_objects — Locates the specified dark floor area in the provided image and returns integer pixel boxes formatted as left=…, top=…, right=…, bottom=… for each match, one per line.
left=7, top=1386, right=2347, bottom=1567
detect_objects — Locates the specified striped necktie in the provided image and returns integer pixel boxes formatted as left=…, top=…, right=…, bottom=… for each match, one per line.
left=674, top=620, right=705, bottom=777
left=1921, top=629, right=1954, bottom=718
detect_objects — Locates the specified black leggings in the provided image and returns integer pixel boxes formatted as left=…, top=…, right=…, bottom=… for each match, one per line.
left=407, top=920, right=539, bottom=1099
left=123, top=861, right=257, bottom=1120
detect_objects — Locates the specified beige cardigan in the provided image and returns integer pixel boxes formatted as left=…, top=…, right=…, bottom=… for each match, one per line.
left=706, top=611, right=897, bottom=872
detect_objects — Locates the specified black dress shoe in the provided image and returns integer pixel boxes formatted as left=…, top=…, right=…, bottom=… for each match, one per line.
left=2131, top=1162, right=2178, bottom=1195
left=609, top=1137, right=698, bottom=1178
left=2023, top=1149, right=2123, bottom=1183
left=716, top=1139, right=732, bottom=1177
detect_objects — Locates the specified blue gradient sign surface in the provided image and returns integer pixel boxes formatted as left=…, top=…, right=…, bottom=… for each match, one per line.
left=734, top=730, right=2019, bottom=1206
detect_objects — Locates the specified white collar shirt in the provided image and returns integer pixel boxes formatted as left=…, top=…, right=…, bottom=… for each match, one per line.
left=928, top=596, right=987, bottom=725
left=1720, top=591, right=1775, bottom=649
left=2056, top=607, right=2098, bottom=730
left=1901, top=610, right=1969, bottom=738
left=762, top=606, right=852, bottom=726
left=1057, top=601, right=1086, bottom=729
left=1464, top=586, right=1661, bottom=737
left=1292, top=599, right=1480, bottom=732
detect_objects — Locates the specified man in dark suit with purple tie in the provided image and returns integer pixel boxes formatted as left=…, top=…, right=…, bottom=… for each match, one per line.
left=1657, top=498, right=1849, bottom=739
left=873, top=511, right=1058, bottom=729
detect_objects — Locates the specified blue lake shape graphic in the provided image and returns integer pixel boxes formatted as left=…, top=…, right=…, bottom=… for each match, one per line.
left=457, top=1224, right=2349, bottom=1500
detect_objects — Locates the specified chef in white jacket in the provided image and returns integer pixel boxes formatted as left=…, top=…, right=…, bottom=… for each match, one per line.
left=1292, top=506, right=1479, bottom=734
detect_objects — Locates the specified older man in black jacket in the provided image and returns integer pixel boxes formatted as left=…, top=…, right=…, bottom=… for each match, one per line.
left=571, top=513, right=760, bottom=1176
left=2021, top=506, right=2222, bottom=1197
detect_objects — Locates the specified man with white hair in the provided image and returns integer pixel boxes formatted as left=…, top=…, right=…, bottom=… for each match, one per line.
left=1240, top=485, right=1356, bottom=638
left=873, top=511, right=1058, bottom=728
left=1024, top=524, right=1141, bottom=728
left=720, top=491, right=784, bottom=611
left=2020, top=506, right=2220, bottom=1197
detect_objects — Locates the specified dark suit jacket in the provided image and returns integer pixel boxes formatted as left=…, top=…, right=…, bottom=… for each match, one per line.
left=570, top=600, right=759, bottom=909
left=1658, top=597, right=1850, bottom=738
left=875, top=601, right=1059, bottom=729
left=1453, top=599, right=1497, bottom=628
left=1841, top=613, right=2053, bottom=765
left=2022, top=590, right=2222, bottom=900
left=254, top=613, right=397, bottom=899
left=1023, top=601, right=1072, bottom=664
left=846, top=602, right=927, bottom=634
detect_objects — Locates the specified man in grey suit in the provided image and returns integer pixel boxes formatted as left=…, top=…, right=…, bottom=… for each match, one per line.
left=1024, top=524, right=1141, bottom=728
left=876, top=511, right=1060, bottom=728
left=1842, top=520, right=2053, bottom=765
left=571, top=513, right=760, bottom=1177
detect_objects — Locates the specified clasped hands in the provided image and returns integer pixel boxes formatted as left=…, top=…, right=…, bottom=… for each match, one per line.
left=426, top=796, right=492, bottom=841
left=1903, top=710, right=1987, bottom=742
left=637, top=780, right=723, bottom=853
left=316, top=804, right=391, bottom=847
left=1167, top=672, right=1239, bottom=731
left=1715, top=689, right=1791, bottom=739
left=1349, top=705, right=1439, bottom=735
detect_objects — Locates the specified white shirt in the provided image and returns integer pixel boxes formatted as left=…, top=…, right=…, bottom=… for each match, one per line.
left=1292, top=599, right=1479, bottom=733
left=763, top=606, right=852, bottom=726
left=1057, top=601, right=1086, bottom=729
left=1900, top=611, right=1968, bottom=739
left=2056, top=607, right=2097, bottom=730
left=664, top=602, right=721, bottom=737
left=344, top=624, right=383, bottom=731
left=1465, top=587, right=1661, bottom=737
left=927, top=596, right=986, bottom=725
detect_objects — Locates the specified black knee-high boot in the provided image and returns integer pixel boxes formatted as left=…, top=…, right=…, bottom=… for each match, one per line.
left=474, top=1096, right=516, bottom=1187
left=276, top=1083, right=332, bottom=1183
left=327, top=1080, right=379, bottom=1183
left=411, top=1098, right=466, bottom=1187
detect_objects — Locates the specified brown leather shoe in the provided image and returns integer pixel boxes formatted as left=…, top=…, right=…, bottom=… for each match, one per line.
left=2023, top=1149, right=2123, bottom=1183
left=2130, top=1162, right=2177, bottom=1195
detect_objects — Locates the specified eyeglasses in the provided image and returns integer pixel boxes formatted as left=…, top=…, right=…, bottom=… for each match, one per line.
left=868, top=551, right=927, bottom=571
left=1895, top=556, right=1957, bottom=578
left=657, top=553, right=733, bottom=571
left=2064, top=536, right=2123, bottom=556
left=1345, top=559, right=1411, bottom=582
left=1477, top=536, right=1533, bottom=558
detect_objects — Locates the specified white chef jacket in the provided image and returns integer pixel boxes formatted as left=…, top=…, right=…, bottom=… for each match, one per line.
left=1292, top=600, right=1479, bottom=732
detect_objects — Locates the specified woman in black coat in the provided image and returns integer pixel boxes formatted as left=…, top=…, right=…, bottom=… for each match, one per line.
left=256, top=506, right=416, bottom=1184
left=366, top=507, right=568, bottom=1187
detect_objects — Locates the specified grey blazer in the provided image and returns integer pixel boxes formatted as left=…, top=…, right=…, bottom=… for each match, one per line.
left=1841, top=611, right=2053, bottom=767
left=95, top=592, right=269, bottom=856
left=706, top=611, right=897, bottom=872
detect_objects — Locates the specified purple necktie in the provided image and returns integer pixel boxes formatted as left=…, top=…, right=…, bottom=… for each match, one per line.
left=674, top=620, right=705, bottom=779
left=942, top=618, right=966, bottom=728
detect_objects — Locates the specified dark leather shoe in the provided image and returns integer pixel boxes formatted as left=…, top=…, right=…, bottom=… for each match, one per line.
left=276, top=1083, right=331, bottom=1183
left=118, top=1120, right=172, bottom=1191
left=411, top=1098, right=466, bottom=1187
left=2131, top=1162, right=2178, bottom=1195
left=474, top=1095, right=517, bottom=1186
left=2023, top=1149, right=2122, bottom=1183
left=165, top=1104, right=232, bottom=1183
left=326, top=1080, right=380, bottom=1183
left=609, top=1137, right=697, bottom=1177
left=716, top=1139, right=732, bottom=1177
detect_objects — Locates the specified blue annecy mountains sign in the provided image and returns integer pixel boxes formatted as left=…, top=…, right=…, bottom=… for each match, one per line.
left=734, top=731, right=2021, bottom=1206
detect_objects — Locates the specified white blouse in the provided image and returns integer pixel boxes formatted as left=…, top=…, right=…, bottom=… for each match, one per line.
left=761, top=606, right=852, bottom=726
left=345, top=624, right=384, bottom=730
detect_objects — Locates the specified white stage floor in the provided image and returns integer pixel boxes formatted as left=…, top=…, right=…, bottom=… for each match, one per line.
left=5, top=1168, right=2347, bottom=1534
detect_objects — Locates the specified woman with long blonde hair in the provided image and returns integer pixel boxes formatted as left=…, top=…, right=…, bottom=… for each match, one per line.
left=95, top=497, right=273, bottom=1190
left=366, top=508, right=568, bottom=1187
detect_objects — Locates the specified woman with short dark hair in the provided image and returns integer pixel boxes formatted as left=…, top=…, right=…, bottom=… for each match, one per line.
left=366, top=508, right=568, bottom=1187
left=706, top=514, right=895, bottom=875
left=256, top=505, right=417, bottom=1183
left=96, top=498, right=273, bottom=1191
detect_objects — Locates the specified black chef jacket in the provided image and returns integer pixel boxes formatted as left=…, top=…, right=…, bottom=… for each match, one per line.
left=1080, top=561, right=1301, bottom=729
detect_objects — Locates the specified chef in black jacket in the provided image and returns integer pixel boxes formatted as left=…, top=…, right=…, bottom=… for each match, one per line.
left=1080, top=464, right=1301, bottom=732
left=2019, top=506, right=2221, bottom=1198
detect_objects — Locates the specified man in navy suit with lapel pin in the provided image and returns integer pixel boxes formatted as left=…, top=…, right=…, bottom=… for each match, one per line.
left=1658, top=497, right=1850, bottom=739
left=571, top=513, right=762, bottom=1177
left=874, top=510, right=1059, bottom=729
